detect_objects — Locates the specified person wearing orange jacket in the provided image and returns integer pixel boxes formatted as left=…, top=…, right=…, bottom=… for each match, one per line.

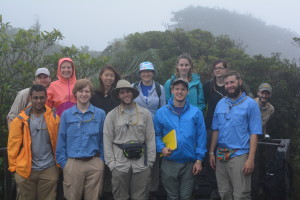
left=47, top=57, right=77, bottom=116
left=7, top=85, right=60, bottom=200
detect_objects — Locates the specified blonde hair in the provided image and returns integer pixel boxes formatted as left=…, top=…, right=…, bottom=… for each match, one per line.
left=73, top=79, right=94, bottom=97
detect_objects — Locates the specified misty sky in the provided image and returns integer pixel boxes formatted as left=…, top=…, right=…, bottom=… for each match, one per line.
left=1, top=0, right=300, bottom=51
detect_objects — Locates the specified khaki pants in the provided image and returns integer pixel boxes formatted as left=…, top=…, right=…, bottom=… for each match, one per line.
left=216, top=154, right=251, bottom=200
left=63, top=157, right=105, bottom=200
left=15, top=165, right=58, bottom=200
left=150, top=153, right=160, bottom=192
left=111, top=167, right=151, bottom=200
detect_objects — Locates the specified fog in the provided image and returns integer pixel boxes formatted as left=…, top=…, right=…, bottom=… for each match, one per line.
left=1, top=0, right=300, bottom=51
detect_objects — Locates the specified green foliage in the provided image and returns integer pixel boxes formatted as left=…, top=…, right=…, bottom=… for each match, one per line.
left=104, top=29, right=300, bottom=199
left=1, top=15, right=300, bottom=199
left=0, top=16, right=63, bottom=146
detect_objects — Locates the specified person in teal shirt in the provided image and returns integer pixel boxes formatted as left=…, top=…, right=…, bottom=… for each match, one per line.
left=164, top=53, right=205, bottom=112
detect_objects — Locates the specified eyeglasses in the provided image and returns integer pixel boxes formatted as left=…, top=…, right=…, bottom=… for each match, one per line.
left=179, top=64, right=190, bottom=67
left=213, top=67, right=225, bottom=71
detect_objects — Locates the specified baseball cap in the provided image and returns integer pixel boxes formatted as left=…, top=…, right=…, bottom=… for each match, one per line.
left=35, top=68, right=50, bottom=77
left=172, top=78, right=189, bottom=90
left=258, top=83, right=272, bottom=93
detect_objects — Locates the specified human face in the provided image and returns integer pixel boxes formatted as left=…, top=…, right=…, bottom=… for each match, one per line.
left=177, top=58, right=191, bottom=77
left=118, top=88, right=133, bottom=105
left=140, top=70, right=154, bottom=83
left=257, top=90, right=271, bottom=104
left=60, top=61, right=73, bottom=79
left=171, top=83, right=188, bottom=103
left=224, top=75, right=242, bottom=99
left=213, top=63, right=227, bottom=78
left=30, top=90, right=47, bottom=112
left=75, top=85, right=92, bottom=105
left=100, top=69, right=115, bottom=88
left=35, top=74, right=51, bottom=88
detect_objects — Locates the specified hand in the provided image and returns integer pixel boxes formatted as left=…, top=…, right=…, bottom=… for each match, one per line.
left=162, top=147, right=173, bottom=157
left=209, top=154, right=216, bottom=170
left=242, top=159, right=254, bottom=176
left=192, top=160, right=202, bottom=175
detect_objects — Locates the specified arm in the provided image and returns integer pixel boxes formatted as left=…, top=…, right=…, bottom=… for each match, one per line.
left=7, top=119, right=24, bottom=172
left=242, top=101, right=262, bottom=175
left=197, top=82, right=206, bottom=112
left=56, top=113, right=68, bottom=168
left=159, top=85, right=166, bottom=108
left=7, top=89, right=30, bottom=128
left=242, top=134, right=258, bottom=176
left=103, top=112, right=116, bottom=171
left=145, top=110, right=156, bottom=166
left=99, top=111, right=106, bottom=161
left=209, top=130, right=219, bottom=170
left=195, top=110, right=207, bottom=161
left=164, top=79, right=171, bottom=103
left=154, top=111, right=166, bottom=153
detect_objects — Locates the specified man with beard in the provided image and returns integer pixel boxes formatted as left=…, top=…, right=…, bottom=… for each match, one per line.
left=154, top=78, right=207, bottom=200
left=209, top=71, right=262, bottom=200
left=254, top=83, right=274, bottom=136
left=103, top=80, right=156, bottom=200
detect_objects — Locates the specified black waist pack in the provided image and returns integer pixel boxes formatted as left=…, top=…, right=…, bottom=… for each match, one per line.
left=114, top=142, right=144, bottom=160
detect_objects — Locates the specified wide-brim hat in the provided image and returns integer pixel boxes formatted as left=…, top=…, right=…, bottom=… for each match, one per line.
left=111, top=80, right=140, bottom=101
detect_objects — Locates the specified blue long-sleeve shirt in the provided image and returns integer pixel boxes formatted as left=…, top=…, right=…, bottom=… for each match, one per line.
left=154, top=98, right=207, bottom=162
left=56, top=104, right=106, bottom=168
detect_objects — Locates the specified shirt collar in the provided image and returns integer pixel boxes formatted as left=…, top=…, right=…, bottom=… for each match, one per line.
left=226, top=92, right=246, bottom=105
left=71, top=104, right=95, bottom=114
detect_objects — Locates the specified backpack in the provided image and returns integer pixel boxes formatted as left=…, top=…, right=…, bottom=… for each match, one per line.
left=133, top=81, right=161, bottom=109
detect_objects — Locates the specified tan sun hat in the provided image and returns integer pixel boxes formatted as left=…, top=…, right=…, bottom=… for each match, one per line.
left=111, top=79, right=139, bottom=101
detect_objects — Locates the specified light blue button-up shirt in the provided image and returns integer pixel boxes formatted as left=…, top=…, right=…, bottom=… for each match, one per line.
left=212, top=92, right=262, bottom=157
left=56, top=104, right=106, bottom=168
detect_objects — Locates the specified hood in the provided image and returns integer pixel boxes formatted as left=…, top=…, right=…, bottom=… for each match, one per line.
left=57, top=57, right=77, bottom=84
left=17, top=105, right=54, bottom=121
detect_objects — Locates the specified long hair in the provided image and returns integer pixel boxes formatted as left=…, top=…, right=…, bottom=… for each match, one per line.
left=175, top=53, right=194, bottom=82
left=98, top=65, right=121, bottom=94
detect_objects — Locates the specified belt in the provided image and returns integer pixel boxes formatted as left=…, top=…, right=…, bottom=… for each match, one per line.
left=73, top=153, right=100, bottom=161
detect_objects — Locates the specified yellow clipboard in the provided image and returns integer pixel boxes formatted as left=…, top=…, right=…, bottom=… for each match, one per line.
left=160, top=129, right=177, bottom=157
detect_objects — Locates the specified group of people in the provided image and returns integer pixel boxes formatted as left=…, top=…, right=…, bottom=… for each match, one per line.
left=6, top=54, right=274, bottom=200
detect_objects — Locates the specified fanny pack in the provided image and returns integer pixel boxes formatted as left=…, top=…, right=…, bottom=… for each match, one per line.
left=216, top=147, right=238, bottom=161
left=114, top=142, right=147, bottom=165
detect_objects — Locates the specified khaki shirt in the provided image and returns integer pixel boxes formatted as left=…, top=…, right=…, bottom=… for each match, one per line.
left=7, top=88, right=31, bottom=121
left=254, top=98, right=274, bottom=134
left=103, top=103, right=156, bottom=173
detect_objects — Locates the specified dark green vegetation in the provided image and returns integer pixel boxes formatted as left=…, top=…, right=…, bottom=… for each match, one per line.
left=1, top=12, right=300, bottom=198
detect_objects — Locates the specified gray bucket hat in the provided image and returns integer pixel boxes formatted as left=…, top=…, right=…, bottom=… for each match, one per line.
left=111, top=80, right=140, bottom=101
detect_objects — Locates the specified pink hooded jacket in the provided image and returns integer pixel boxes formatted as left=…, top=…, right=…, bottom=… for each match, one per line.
left=47, top=58, right=77, bottom=116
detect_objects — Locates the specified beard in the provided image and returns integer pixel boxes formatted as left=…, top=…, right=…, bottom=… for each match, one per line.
left=226, top=84, right=242, bottom=99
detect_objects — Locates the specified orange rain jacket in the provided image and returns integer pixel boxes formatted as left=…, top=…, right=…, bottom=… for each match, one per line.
left=46, top=57, right=77, bottom=116
left=7, top=106, right=60, bottom=179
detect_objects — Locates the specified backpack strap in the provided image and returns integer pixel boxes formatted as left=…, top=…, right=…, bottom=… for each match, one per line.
left=133, top=81, right=139, bottom=89
left=154, top=82, right=161, bottom=109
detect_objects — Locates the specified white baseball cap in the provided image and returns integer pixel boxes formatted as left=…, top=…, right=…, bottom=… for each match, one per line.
left=35, top=68, right=50, bottom=77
